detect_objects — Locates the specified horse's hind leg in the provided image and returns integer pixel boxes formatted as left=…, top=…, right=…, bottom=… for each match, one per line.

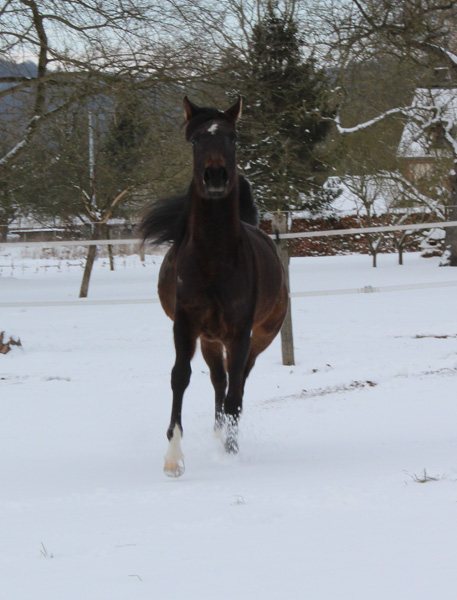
left=243, top=301, right=288, bottom=388
left=200, top=338, right=227, bottom=433
left=164, top=311, right=197, bottom=477
left=224, top=329, right=252, bottom=453
left=244, top=327, right=277, bottom=384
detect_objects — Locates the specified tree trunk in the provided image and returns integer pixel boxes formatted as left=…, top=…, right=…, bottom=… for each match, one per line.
left=0, top=223, right=7, bottom=242
left=442, top=170, right=457, bottom=266
left=104, top=224, right=114, bottom=271
left=79, top=226, right=98, bottom=298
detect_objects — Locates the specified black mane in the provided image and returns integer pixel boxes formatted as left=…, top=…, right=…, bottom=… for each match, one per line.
left=139, top=174, right=259, bottom=246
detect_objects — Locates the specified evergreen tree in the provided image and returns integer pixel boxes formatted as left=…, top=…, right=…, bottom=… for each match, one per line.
left=236, top=2, right=337, bottom=212
left=102, top=84, right=150, bottom=183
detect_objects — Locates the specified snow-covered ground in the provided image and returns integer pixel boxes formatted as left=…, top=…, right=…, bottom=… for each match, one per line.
left=1, top=249, right=457, bottom=599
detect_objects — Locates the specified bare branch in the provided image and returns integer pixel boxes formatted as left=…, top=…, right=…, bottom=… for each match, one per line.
left=333, top=104, right=420, bottom=134
left=100, top=188, right=133, bottom=223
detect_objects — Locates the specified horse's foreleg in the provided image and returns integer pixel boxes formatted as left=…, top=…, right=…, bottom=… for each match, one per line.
left=224, top=330, right=251, bottom=454
left=164, top=313, right=196, bottom=477
left=200, top=338, right=227, bottom=434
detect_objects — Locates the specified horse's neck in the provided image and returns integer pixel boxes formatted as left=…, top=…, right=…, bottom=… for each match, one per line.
left=189, top=189, right=241, bottom=253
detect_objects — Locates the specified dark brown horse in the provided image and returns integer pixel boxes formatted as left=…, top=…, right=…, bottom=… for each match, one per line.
left=140, top=96, right=288, bottom=476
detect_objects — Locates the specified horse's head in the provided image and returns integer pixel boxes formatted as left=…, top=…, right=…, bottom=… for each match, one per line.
left=183, top=96, right=242, bottom=200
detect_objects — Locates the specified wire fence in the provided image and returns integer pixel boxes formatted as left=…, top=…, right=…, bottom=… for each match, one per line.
left=2, top=220, right=457, bottom=309
left=3, top=279, right=457, bottom=309
left=2, top=219, right=457, bottom=248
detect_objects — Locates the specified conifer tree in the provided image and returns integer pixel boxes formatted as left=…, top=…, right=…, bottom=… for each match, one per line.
left=236, top=1, right=336, bottom=212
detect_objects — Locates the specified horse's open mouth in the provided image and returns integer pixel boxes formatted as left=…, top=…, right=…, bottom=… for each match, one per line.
left=206, top=186, right=227, bottom=198
left=204, top=166, right=229, bottom=197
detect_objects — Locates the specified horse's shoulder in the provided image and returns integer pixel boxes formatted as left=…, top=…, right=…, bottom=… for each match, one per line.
left=243, top=221, right=271, bottom=240
left=242, top=222, right=277, bottom=254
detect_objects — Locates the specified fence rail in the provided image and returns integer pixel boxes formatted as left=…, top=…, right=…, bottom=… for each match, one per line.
left=0, top=238, right=141, bottom=248
left=3, top=221, right=457, bottom=368
left=2, top=220, right=457, bottom=248
left=276, top=220, right=457, bottom=240
left=3, top=279, right=457, bottom=309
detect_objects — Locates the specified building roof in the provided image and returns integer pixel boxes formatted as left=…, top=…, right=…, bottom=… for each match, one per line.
left=397, top=87, right=457, bottom=159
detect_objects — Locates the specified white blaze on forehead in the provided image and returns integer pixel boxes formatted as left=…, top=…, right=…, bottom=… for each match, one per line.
left=207, top=123, right=218, bottom=135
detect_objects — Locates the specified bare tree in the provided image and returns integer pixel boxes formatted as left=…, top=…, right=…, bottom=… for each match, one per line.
left=340, top=174, right=386, bottom=267
left=0, top=1, right=211, bottom=167
left=340, top=171, right=436, bottom=265
left=323, top=0, right=457, bottom=265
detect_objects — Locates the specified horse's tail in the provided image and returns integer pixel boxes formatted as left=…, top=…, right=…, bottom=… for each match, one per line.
left=139, top=192, right=189, bottom=246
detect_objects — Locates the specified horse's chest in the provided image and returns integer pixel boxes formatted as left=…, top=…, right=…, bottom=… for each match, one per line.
left=177, top=274, right=251, bottom=339
left=199, top=297, right=251, bottom=340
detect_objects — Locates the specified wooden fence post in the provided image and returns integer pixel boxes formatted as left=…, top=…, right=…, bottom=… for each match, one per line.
left=272, top=210, right=295, bottom=366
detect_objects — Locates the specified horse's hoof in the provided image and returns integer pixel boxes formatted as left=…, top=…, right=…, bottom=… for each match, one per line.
left=164, top=459, right=185, bottom=478
left=224, top=436, right=239, bottom=454
left=224, top=418, right=239, bottom=454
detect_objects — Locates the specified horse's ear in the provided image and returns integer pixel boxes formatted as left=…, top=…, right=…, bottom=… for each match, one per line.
left=183, top=96, right=200, bottom=121
left=224, top=96, right=242, bottom=123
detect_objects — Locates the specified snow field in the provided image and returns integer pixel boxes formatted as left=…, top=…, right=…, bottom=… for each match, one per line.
left=1, top=251, right=457, bottom=599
